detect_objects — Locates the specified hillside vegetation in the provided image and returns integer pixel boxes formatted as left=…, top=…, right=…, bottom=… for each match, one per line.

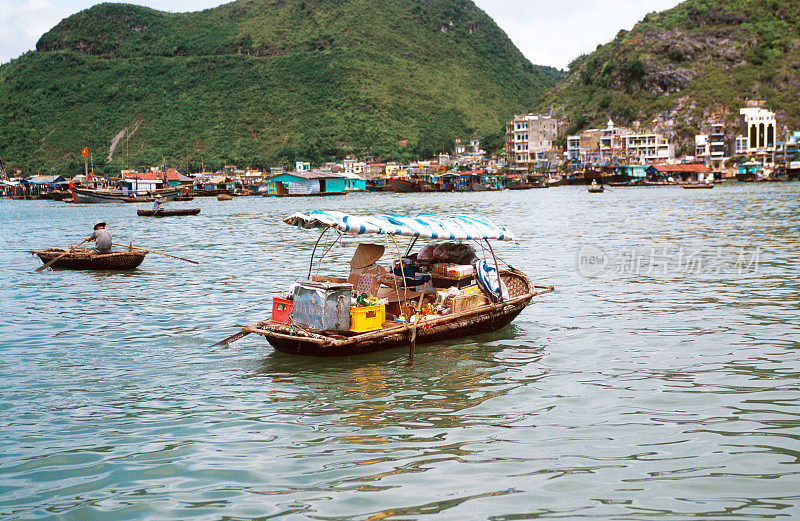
left=0, top=0, right=560, bottom=175
left=539, top=0, right=800, bottom=154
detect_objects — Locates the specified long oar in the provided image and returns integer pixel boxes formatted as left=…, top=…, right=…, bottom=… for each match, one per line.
left=210, top=327, right=251, bottom=347
left=112, top=243, right=199, bottom=264
left=408, top=290, right=426, bottom=365
left=34, top=238, right=88, bottom=272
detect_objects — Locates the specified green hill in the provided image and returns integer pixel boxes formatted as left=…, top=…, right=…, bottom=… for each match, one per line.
left=538, top=0, right=800, bottom=155
left=0, top=0, right=561, bottom=175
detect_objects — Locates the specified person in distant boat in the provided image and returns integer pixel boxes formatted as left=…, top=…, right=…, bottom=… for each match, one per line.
left=86, top=221, right=112, bottom=254
left=153, top=195, right=166, bottom=210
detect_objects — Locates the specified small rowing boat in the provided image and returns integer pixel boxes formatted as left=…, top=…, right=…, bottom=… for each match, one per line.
left=682, top=183, right=714, bottom=189
left=31, top=248, right=147, bottom=270
left=137, top=208, right=201, bottom=217
left=588, top=186, right=604, bottom=193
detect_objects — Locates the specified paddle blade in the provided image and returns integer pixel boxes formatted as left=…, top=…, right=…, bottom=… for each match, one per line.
left=210, top=329, right=251, bottom=348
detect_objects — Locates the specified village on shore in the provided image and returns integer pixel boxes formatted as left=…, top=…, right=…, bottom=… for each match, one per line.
left=3, top=99, right=799, bottom=200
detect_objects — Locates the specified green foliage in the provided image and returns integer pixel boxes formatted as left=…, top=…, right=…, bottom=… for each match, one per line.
left=537, top=0, right=800, bottom=146
left=0, top=0, right=560, bottom=172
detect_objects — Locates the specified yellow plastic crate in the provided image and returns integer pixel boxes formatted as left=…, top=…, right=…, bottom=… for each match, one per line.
left=350, top=304, right=385, bottom=333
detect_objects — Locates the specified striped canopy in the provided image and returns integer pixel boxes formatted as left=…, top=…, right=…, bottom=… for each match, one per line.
left=284, top=211, right=515, bottom=241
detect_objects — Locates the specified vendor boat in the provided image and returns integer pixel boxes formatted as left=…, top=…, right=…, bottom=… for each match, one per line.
left=226, top=211, right=554, bottom=357
left=31, top=248, right=147, bottom=270
left=137, top=208, right=201, bottom=217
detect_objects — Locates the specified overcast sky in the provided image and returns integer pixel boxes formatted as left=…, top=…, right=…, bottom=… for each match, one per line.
left=0, top=0, right=681, bottom=68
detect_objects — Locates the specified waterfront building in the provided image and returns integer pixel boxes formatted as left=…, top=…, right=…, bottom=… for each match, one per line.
left=566, top=136, right=581, bottom=161
left=622, top=132, right=673, bottom=163
left=695, top=123, right=727, bottom=169
left=737, top=101, right=776, bottom=161
left=505, top=114, right=559, bottom=170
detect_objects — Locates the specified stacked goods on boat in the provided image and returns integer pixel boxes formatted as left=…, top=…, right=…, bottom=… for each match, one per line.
left=270, top=280, right=388, bottom=333
left=236, top=210, right=554, bottom=357
left=269, top=241, right=495, bottom=334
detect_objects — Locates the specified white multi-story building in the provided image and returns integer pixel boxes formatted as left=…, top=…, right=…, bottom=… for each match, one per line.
left=738, top=102, right=776, bottom=159
left=505, top=114, right=559, bottom=169
left=566, top=136, right=581, bottom=161
left=622, top=132, right=673, bottom=163
left=575, top=120, right=673, bottom=164
left=695, top=123, right=727, bottom=168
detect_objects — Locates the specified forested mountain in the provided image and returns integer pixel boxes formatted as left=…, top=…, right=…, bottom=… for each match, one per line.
left=0, top=0, right=561, bottom=174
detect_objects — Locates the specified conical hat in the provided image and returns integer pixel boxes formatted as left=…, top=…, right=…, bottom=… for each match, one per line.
left=350, top=243, right=385, bottom=269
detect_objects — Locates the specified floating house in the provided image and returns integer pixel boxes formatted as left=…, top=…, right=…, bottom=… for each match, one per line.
left=615, top=165, right=647, bottom=182
left=646, top=164, right=711, bottom=183
left=120, top=170, right=187, bottom=191
left=265, top=171, right=349, bottom=196
left=736, top=162, right=762, bottom=182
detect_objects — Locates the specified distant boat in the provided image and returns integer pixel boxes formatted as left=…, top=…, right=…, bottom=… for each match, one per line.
left=588, top=186, right=604, bottom=193
left=72, top=186, right=179, bottom=204
left=389, top=178, right=420, bottom=193
left=137, top=208, right=201, bottom=217
left=682, top=183, right=714, bottom=189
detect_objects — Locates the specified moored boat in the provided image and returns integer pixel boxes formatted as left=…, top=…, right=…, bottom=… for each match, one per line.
left=228, top=211, right=554, bottom=357
left=682, top=183, right=714, bottom=189
left=31, top=248, right=147, bottom=270
left=389, top=178, right=420, bottom=193
left=137, top=208, right=201, bottom=217
left=72, top=187, right=179, bottom=204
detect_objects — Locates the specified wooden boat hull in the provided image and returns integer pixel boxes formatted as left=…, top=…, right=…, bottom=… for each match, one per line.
left=588, top=187, right=604, bottom=193
left=262, top=300, right=528, bottom=356
left=137, top=208, right=201, bottom=216
left=682, top=184, right=714, bottom=189
left=72, top=187, right=179, bottom=204
left=173, top=195, right=194, bottom=201
left=217, top=194, right=233, bottom=201
left=248, top=270, right=554, bottom=357
left=32, top=249, right=147, bottom=270
left=390, top=179, right=420, bottom=193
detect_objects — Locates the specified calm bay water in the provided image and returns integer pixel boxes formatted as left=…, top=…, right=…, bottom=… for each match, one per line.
left=1, top=184, right=799, bottom=520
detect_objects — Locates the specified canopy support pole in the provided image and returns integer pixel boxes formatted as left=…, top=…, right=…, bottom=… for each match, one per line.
left=404, top=237, right=418, bottom=257
left=307, top=227, right=330, bottom=280
left=485, top=239, right=503, bottom=303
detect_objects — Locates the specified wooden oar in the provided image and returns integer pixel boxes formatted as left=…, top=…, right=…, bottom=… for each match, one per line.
left=112, top=243, right=199, bottom=264
left=34, top=238, right=88, bottom=272
left=210, top=328, right=251, bottom=347
left=408, top=290, right=426, bottom=364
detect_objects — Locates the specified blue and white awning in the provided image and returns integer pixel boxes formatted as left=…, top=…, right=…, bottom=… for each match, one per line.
left=284, top=211, right=515, bottom=241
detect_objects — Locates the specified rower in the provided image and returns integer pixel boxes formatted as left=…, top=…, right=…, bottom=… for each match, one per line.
left=153, top=195, right=166, bottom=210
left=86, top=221, right=112, bottom=254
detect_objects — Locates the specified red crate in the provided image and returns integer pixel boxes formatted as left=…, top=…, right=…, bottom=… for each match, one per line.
left=271, top=297, right=293, bottom=324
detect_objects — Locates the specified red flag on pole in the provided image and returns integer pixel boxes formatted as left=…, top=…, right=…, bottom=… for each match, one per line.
left=81, top=147, right=89, bottom=158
